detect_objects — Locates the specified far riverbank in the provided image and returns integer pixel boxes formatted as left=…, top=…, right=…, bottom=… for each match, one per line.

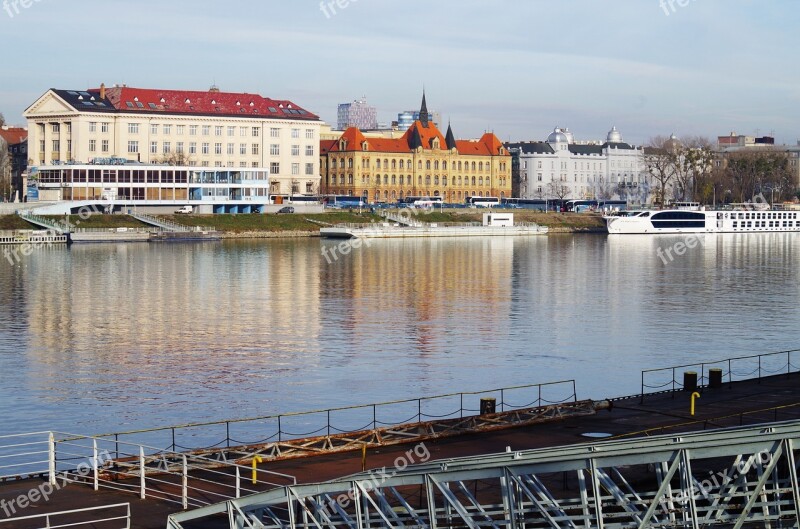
left=0, top=210, right=607, bottom=237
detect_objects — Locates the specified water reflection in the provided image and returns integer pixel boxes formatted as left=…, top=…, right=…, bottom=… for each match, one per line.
left=0, top=233, right=798, bottom=435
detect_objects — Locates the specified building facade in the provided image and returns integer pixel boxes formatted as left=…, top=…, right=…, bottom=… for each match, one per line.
left=23, top=84, right=323, bottom=199
left=321, top=96, right=511, bottom=203
left=507, top=127, right=648, bottom=204
left=0, top=126, right=28, bottom=201
left=337, top=98, right=378, bottom=130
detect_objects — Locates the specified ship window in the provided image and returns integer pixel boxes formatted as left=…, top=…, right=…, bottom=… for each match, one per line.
left=639, top=212, right=650, bottom=217
left=733, top=221, right=737, bottom=228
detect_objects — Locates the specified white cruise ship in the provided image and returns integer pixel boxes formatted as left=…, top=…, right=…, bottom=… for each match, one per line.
left=605, top=207, right=800, bottom=234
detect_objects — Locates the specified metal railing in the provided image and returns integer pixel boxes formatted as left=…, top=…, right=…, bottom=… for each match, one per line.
left=640, top=348, right=800, bottom=402
left=66, top=381, right=578, bottom=457
left=17, top=211, right=67, bottom=234
left=127, top=212, right=191, bottom=232
left=0, top=503, right=130, bottom=529
left=0, top=432, right=295, bottom=510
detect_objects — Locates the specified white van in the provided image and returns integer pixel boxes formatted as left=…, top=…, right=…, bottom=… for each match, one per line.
left=175, top=205, right=193, bottom=214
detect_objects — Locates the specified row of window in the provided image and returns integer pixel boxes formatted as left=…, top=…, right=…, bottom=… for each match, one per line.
left=332, top=158, right=501, bottom=172
left=732, top=221, right=797, bottom=228
left=327, top=190, right=501, bottom=201
left=47, top=122, right=316, bottom=140
left=329, top=174, right=498, bottom=187
left=723, top=212, right=798, bottom=220
left=523, top=160, right=637, bottom=170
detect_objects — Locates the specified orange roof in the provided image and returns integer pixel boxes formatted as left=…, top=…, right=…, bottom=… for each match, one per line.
left=326, top=123, right=507, bottom=157
left=0, top=127, right=27, bottom=145
left=320, top=139, right=338, bottom=155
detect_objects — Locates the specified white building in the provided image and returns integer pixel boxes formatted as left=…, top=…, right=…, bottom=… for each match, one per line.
left=508, top=127, right=649, bottom=204
left=23, top=84, right=323, bottom=200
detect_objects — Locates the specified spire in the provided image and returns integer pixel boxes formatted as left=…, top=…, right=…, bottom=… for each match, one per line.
left=419, top=89, right=429, bottom=128
left=445, top=122, right=457, bottom=150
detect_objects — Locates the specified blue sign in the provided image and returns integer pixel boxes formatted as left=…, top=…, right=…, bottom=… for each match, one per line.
left=26, top=186, right=39, bottom=202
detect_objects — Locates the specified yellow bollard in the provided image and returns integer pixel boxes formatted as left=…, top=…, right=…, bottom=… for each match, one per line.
left=690, top=392, right=701, bottom=416
left=252, top=455, right=263, bottom=485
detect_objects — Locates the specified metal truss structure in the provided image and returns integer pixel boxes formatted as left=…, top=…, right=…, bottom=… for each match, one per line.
left=168, top=419, right=800, bottom=529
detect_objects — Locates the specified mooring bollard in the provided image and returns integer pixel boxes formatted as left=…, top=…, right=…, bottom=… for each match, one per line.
left=684, top=371, right=698, bottom=393
left=709, top=368, right=723, bottom=389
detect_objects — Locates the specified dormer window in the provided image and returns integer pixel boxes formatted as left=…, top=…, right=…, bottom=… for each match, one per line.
left=236, top=101, right=241, bottom=106
left=160, top=98, right=166, bottom=103
left=361, top=141, right=369, bottom=151
left=250, top=102, right=255, bottom=107
left=185, top=98, right=191, bottom=104
left=211, top=99, right=216, bottom=105
left=134, top=96, right=139, bottom=102
left=340, top=139, right=348, bottom=151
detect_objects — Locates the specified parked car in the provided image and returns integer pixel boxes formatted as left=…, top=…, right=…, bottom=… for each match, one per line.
left=175, top=205, right=193, bottom=214
left=276, top=206, right=295, bottom=214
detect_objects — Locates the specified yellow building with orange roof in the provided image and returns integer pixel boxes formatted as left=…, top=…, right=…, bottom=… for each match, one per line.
left=320, top=94, right=511, bottom=203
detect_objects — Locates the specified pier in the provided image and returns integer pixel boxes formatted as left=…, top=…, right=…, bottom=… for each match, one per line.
left=0, top=352, right=799, bottom=528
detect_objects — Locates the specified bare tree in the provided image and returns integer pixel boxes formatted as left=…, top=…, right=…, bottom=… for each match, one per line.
left=644, top=136, right=677, bottom=208
left=723, top=150, right=791, bottom=204
left=154, top=151, right=193, bottom=166
left=0, top=139, right=10, bottom=202
left=0, top=113, right=5, bottom=127
left=547, top=181, right=571, bottom=201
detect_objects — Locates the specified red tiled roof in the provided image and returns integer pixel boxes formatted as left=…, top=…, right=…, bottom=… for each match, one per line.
left=327, top=122, right=507, bottom=157
left=90, top=86, right=319, bottom=120
left=0, top=127, right=27, bottom=145
left=320, top=139, right=338, bottom=155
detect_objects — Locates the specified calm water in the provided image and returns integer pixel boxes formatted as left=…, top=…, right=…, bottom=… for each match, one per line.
left=1, top=233, right=799, bottom=436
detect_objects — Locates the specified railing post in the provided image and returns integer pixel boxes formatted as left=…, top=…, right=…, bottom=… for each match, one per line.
left=48, top=432, right=56, bottom=485
left=728, top=358, right=733, bottom=388
left=572, top=380, right=577, bottom=402
left=672, top=367, right=676, bottom=399
left=139, top=446, right=146, bottom=499
left=278, top=416, right=282, bottom=442
left=182, top=455, right=188, bottom=509
left=226, top=422, right=230, bottom=448
left=759, top=355, right=762, bottom=383
left=418, top=399, right=422, bottom=422
left=500, top=389, right=505, bottom=412
left=92, top=439, right=99, bottom=491
left=327, top=410, right=331, bottom=437
left=236, top=466, right=241, bottom=498
left=460, top=393, right=463, bottom=418
left=373, top=405, right=377, bottom=430
left=172, top=428, right=176, bottom=451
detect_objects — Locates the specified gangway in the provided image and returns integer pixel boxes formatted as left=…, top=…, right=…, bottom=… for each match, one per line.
left=17, top=210, right=68, bottom=234
left=168, top=419, right=800, bottom=529
left=128, top=211, right=190, bottom=232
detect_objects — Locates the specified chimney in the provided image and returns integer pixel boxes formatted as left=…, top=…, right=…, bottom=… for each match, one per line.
left=100, top=83, right=106, bottom=99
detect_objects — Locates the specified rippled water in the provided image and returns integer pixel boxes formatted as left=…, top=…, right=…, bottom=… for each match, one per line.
left=0, top=233, right=798, bottom=436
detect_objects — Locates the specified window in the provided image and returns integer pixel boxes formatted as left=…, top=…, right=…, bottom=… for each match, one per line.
left=101, top=140, right=109, bottom=152
left=240, top=144, right=247, bottom=155
left=252, top=144, right=259, bottom=155
left=240, top=127, right=247, bottom=137
left=291, top=145, right=300, bottom=156
left=202, top=125, right=210, bottom=136
left=89, top=140, right=96, bottom=152
left=305, top=163, right=314, bottom=175
left=305, top=129, right=314, bottom=139
left=291, top=128, right=300, bottom=139
left=190, top=125, right=198, bottom=136
left=270, top=144, right=280, bottom=155
left=202, top=142, right=210, bottom=155
left=176, top=142, right=184, bottom=153
left=150, top=141, right=158, bottom=154
left=89, top=122, right=97, bottom=133
left=228, top=126, right=235, bottom=137
left=52, top=123, right=60, bottom=133
left=215, top=143, right=222, bottom=155
left=176, top=125, right=185, bottom=135
left=270, top=162, right=280, bottom=174
left=163, top=142, right=171, bottom=154
left=151, top=124, right=159, bottom=135
left=101, top=122, right=109, bottom=133
left=189, top=142, right=197, bottom=154
left=292, top=163, right=300, bottom=175
left=163, top=124, right=172, bottom=135
left=128, top=141, right=139, bottom=153
left=270, top=128, right=280, bottom=138
left=305, top=145, right=314, bottom=156
left=215, top=126, right=223, bottom=136
left=227, top=143, right=234, bottom=155
left=128, top=123, right=139, bottom=134
left=252, top=127, right=260, bottom=137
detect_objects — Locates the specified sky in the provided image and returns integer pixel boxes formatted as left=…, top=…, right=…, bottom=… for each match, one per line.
left=1, top=0, right=798, bottom=146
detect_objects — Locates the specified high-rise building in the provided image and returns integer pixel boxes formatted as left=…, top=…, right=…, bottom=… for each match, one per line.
left=337, top=97, right=378, bottom=130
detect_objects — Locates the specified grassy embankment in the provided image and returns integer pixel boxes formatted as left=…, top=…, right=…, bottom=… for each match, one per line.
left=3, top=210, right=606, bottom=234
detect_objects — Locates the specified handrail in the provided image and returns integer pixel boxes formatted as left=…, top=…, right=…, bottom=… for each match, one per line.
left=60, top=380, right=578, bottom=453
left=640, top=348, right=800, bottom=403
left=0, top=502, right=130, bottom=529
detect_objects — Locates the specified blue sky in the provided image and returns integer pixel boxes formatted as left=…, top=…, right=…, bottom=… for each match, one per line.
left=2, top=0, right=798, bottom=145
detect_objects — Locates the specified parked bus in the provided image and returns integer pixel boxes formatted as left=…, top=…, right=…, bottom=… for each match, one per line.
left=322, top=195, right=364, bottom=208
left=400, top=196, right=444, bottom=209
left=465, top=196, right=500, bottom=208
left=287, top=195, right=322, bottom=204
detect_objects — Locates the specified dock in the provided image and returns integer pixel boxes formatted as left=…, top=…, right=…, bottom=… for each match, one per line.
left=1, top=351, right=799, bottom=528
